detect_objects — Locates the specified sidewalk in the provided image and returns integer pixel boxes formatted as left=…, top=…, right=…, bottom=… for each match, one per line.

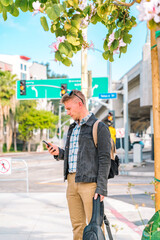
left=0, top=192, right=155, bottom=240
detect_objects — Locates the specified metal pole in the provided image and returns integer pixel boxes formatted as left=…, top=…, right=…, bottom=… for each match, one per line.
left=59, top=104, right=62, bottom=147
left=88, top=70, right=92, bottom=98
left=107, top=61, right=112, bottom=110
left=123, top=75, right=128, bottom=163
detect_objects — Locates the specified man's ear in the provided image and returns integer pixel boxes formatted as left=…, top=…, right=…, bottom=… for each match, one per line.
left=79, top=101, right=83, bottom=107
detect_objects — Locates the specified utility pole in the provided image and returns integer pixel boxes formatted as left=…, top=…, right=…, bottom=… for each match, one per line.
left=59, top=104, right=62, bottom=147
left=151, top=28, right=160, bottom=211
left=123, top=75, right=128, bottom=164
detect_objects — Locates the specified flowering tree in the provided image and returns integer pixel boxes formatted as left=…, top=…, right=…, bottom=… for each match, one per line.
left=0, top=0, right=159, bottom=66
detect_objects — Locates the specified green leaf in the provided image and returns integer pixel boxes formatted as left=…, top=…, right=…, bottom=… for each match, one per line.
left=60, top=2, right=66, bottom=11
left=103, top=39, right=108, bottom=51
left=40, top=16, right=49, bottom=31
left=59, top=41, right=72, bottom=56
left=114, top=29, right=121, bottom=40
left=83, top=5, right=90, bottom=17
left=102, top=51, right=110, bottom=60
left=123, top=33, right=132, bottom=44
left=2, top=10, right=7, bottom=20
left=120, top=45, right=127, bottom=54
left=15, top=0, right=28, bottom=11
left=91, top=13, right=101, bottom=24
left=46, top=5, right=60, bottom=21
left=71, top=19, right=80, bottom=29
left=55, top=51, right=63, bottom=61
left=110, top=39, right=119, bottom=52
left=109, top=54, right=114, bottom=62
left=64, top=21, right=71, bottom=30
left=62, top=57, right=72, bottom=66
left=9, top=4, right=19, bottom=16
left=55, top=28, right=65, bottom=37
left=67, top=0, right=78, bottom=8
left=1, top=0, right=13, bottom=7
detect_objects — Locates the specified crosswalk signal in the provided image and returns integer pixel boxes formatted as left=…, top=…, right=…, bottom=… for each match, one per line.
left=61, top=84, right=67, bottom=97
left=20, top=80, right=26, bottom=95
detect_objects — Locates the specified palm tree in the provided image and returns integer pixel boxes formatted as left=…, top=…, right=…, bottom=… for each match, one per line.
left=0, top=70, right=18, bottom=153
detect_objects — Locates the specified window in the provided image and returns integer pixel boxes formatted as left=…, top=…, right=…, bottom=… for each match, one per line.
left=21, top=64, right=23, bottom=70
left=24, top=65, right=27, bottom=71
left=21, top=73, right=27, bottom=80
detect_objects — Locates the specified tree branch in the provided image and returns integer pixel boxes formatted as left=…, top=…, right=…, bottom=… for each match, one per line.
left=113, top=0, right=137, bottom=7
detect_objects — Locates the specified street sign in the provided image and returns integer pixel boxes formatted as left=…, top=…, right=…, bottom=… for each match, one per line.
left=99, top=93, right=117, bottom=99
left=116, top=128, right=125, bottom=138
left=16, top=77, right=108, bottom=100
left=0, top=158, right=11, bottom=175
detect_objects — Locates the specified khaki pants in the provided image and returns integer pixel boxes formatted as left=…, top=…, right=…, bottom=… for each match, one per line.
left=66, top=173, right=105, bottom=240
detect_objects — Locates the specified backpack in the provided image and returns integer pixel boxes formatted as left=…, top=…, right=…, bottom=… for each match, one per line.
left=83, top=195, right=113, bottom=240
left=92, top=120, right=120, bottom=179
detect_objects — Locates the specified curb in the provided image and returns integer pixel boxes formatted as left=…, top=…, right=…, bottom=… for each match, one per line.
left=120, top=171, right=154, bottom=177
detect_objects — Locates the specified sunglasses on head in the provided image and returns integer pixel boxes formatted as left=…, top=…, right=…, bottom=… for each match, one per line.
left=68, top=91, right=84, bottom=104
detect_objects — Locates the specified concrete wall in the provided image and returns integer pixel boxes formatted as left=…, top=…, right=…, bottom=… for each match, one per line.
left=140, top=40, right=152, bottom=107
left=29, top=62, right=47, bottom=80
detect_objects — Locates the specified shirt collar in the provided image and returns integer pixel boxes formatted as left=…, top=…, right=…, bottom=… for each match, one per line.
left=75, top=113, right=92, bottom=126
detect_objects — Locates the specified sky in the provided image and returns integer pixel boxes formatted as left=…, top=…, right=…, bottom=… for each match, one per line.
left=0, top=4, right=148, bottom=82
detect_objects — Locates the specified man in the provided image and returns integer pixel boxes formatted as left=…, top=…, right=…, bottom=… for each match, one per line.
left=47, top=90, right=111, bottom=240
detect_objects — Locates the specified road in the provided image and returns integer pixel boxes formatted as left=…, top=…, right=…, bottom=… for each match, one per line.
left=0, top=152, right=154, bottom=209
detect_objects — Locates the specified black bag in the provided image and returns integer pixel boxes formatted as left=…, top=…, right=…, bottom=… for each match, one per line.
left=83, top=195, right=105, bottom=240
left=83, top=196, right=114, bottom=240
left=108, top=154, right=120, bottom=179
left=92, top=120, right=120, bottom=179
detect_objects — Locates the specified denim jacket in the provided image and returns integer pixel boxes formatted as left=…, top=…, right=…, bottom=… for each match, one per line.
left=55, top=114, right=111, bottom=196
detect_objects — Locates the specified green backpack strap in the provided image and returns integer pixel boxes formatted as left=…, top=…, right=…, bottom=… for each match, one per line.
left=92, top=120, right=100, bottom=148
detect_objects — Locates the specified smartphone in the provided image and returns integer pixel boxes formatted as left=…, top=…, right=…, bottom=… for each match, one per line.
left=42, top=140, right=56, bottom=152
left=42, top=140, right=51, bottom=148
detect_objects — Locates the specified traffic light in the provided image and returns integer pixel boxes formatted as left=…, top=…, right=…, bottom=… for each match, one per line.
left=61, top=84, right=67, bottom=96
left=107, top=111, right=115, bottom=127
left=20, top=80, right=26, bottom=95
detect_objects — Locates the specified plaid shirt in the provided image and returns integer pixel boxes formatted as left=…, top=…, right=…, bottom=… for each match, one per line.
left=68, top=113, right=92, bottom=173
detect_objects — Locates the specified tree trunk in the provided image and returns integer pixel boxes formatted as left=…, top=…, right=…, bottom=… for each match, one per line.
left=22, top=141, right=26, bottom=151
left=151, top=29, right=160, bottom=211
left=0, top=105, right=3, bottom=153
left=14, top=118, right=17, bottom=152
left=156, top=28, right=160, bottom=74
left=28, top=140, right=31, bottom=152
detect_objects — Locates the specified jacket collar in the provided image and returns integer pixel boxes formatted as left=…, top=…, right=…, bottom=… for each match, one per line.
left=85, top=113, right=97, bottom=126
left=69, top=113, right=97, bottom=129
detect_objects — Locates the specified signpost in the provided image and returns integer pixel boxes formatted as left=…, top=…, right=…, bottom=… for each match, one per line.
left=0, top=158, right=11, bottom=175
left=16, top=77, right=108, bottom=100
left=99, top=92, right=117, bottom=99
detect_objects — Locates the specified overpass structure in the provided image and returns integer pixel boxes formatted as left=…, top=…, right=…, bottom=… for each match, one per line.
left=93, top=33, right=153, bottom=142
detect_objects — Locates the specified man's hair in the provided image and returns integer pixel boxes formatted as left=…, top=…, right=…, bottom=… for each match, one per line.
left=61, top=90, right=86, bottom=105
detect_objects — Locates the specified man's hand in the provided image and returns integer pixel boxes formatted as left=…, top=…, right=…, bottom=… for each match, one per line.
left=47, top=143, right=59, bottom=156
left=94, top=193, right=104, bottom=202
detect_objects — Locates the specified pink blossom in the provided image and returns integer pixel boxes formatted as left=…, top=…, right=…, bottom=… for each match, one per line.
left=137, top=0, right=160, bottom=23
left=107, top=32, right=126, bottom=55
left=119, top=39, right=126, bottom=47
left=49, top=42, right=59, bottom=52
left=57, top=36, right=66, bottom=43
left=108, top=32, right=115, bottom=48
left=89, top=41, right=94, bottom=49
left=79, top=0, right=87, bottom=10
left=81, top=16, right=89, bottom=27
left=32, top=1, right=41, bottom=15
left=49, top=36, right=66, bottom=52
